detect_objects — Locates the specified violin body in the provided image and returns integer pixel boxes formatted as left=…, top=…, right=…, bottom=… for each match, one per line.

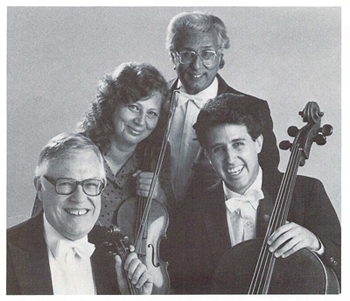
left=213, top=238, right=340, bottom=294
left=116, top=198, right=170, bottom=294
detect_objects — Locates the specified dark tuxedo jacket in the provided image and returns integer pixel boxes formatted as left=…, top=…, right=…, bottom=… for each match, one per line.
left=168, top=74, right=280, bottom=200
left=7, top=212, right=120, bottom=295
left=162, top=172, right=341, bottom=294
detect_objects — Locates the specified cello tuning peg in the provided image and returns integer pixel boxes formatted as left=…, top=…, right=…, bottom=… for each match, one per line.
left=318, top=111, right=324, bottom=117
left=315, top=135, right=327, bottom=146
left=299, top=157, right=306, bottom=167
left=321, top=124, right=333, bottom=136
left=287, top=126, right=299, bottom=137
left=298, top=110, right=303, bottom=117
left=279, top=140, right=292, bottom=150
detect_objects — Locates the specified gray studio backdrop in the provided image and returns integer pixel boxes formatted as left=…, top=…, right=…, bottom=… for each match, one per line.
left=7, top=7, right=341, bottom=228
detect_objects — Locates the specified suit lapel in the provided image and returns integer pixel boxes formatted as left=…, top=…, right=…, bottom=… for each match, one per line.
left=256, top=172, right=283, bottom=237
left=202, top=182, right=232, bottom=265
left=12, top=212, right=53, bottom=294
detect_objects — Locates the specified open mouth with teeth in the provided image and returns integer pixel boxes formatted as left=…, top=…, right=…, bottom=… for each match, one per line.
left=227, top=165, right=244, bottom=176
left=126, top=125, right=144, bottom=136
left=65, top=209, right=90, bottom=216
left=190, top=73, right=204, bottom=79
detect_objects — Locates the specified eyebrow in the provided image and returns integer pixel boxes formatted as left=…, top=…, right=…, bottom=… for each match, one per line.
left=209, top=138, right=246, bottom=151
left=180, top=45, right=216, bottom=51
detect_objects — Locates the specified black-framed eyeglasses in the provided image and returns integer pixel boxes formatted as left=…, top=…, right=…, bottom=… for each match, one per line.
left=175, top=50, right=218, bottom=67
left=43, top=175, right=105, bottom=196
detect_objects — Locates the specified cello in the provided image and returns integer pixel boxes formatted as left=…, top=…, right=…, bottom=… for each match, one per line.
left=212, top=101, right=339, bottom=294
left=115, top=89, right=180, bottom=294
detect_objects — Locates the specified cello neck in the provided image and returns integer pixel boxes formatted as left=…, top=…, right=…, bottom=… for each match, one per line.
left=248, top=102, right=328, bottom=294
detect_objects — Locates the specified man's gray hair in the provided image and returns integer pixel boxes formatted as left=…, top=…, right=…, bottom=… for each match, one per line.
left=35, top=132, right=105, bottom=178
left=166, top=11, right=230, bottom=52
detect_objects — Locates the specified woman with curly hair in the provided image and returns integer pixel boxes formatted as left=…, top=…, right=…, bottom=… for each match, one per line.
left=32, top=62, right=174, bottom=227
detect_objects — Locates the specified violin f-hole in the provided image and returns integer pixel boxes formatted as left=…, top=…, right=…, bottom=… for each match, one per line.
left=148, top=244, right=160, bottom=267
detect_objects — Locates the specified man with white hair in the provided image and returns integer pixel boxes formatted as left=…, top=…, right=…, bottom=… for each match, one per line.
left=7, top=133, right=153, bottom=295
left=166, top=11, right=280, bottom=203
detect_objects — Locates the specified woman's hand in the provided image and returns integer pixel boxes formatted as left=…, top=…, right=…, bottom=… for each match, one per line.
left=115, top=252, right=153, bottom=295
left=133, top=170, right=166, bottom=204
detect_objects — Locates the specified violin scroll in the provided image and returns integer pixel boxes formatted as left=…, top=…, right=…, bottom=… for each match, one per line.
left=103, top=225, right=135, bottom=258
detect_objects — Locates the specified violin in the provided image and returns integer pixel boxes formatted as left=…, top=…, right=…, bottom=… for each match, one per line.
left=115, top=89, right=180, bottom=294
left=102, top=225, right=140, bottom=294
left=212, top=101, right=339, bottom=294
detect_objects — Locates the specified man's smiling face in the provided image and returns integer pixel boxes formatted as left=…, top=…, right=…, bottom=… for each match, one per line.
left=38, top=150, right=104, bottom=240
left=205, top=123, right=263, bottom=194
left=172, top=29, right=222, bottom=95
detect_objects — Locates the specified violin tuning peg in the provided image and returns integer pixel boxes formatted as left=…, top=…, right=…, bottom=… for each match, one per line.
left=315, top=135, right=327, bottom=145
left=279, top=140, right=292, bottom=150
left=321, top=124, right=333, bottom=136
left=287, top=126, right=299, bottom=137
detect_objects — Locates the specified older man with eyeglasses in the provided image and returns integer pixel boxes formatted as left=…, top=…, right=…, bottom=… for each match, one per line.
left=7, top=133, right=153, bottom=295
left=165, top=12, right=280, bottom=205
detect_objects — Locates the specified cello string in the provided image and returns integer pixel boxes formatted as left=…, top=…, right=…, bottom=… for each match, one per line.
left=249, top=141, right=300, bottom=293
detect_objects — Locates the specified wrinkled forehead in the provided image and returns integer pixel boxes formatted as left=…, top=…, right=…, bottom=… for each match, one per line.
left=174, top=29, right=219, bottom=51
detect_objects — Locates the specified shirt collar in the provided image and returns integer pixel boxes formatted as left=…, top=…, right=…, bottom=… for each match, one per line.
left=177, top=76, right=218, bottom=107
left=223, top=166, right=264, bottom=200
left=43, top=212, right=90, bottom=259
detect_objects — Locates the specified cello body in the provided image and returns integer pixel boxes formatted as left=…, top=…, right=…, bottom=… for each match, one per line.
left=212, top=102, right=340, bottom=294
left=213, top=238, right=340, bottom=294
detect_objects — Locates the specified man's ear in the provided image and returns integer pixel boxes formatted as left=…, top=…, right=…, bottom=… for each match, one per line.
left=219, top=53, right=225, bottom=69
left=204, top=149, right=212, bottom=165
left=170, top=52, right=177, bottom=65
left=34, top=176, right=43, bottom=201
left=255, top=134, right=264, bottom=154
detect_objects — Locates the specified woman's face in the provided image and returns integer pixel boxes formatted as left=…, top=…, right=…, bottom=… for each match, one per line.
left=112, top=92, right=162, bottom=148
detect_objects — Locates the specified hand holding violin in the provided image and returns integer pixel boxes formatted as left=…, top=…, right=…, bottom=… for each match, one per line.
left=267, top=221, right=322, bottom=259
left=133, top=170, right=166, bottom=204
left=115, top=252, right=153, bottom=295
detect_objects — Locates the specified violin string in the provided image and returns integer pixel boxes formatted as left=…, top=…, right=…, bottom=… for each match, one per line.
left=134, top=90, right=180, bottom=250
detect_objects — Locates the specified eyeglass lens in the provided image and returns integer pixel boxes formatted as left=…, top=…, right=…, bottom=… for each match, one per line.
left=179, top=50, right=216, bottom=65
left=55, top=178, right=104, bottom=196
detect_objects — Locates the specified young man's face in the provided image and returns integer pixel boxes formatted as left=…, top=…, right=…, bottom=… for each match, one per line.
left=205, top=123, right=263, bottom=194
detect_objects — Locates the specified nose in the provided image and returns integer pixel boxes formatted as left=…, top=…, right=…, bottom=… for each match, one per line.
left=192, top=54, right=204, bottom=70
left=134, top=111, right=146, bottom=127
left=70, top=184, right=86, bottom=203
left=226, top=147, right=237, bottom=163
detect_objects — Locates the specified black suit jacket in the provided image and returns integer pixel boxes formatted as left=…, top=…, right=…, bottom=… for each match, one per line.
left=7, top=212, right=120, bottom=295
left=162, top=172, right=341, bottom=294
left=168, top=74, right=280, bottom=200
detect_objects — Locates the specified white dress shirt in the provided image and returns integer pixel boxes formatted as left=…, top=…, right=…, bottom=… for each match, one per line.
left=168, top=77, right=218, bottom=203
left=43, top=214, right=96, bottom=295
left=223, top=169, right=325, bottom=254
left=224, top=167, right=264, bottom=247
